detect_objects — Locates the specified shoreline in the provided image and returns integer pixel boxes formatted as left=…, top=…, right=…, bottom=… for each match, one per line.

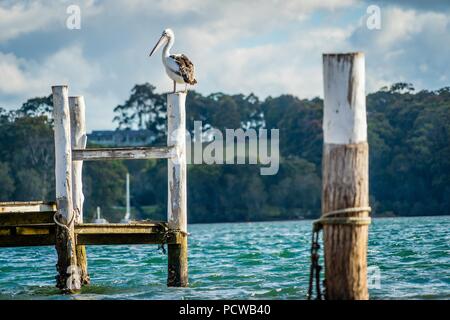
left=185, top=214, right=450, bottom=226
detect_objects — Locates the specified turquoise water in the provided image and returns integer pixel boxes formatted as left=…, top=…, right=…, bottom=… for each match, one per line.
left=0, top=216, right=448, bottom=300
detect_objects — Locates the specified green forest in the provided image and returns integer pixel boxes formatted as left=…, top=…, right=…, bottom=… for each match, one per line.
left=0, top=82, right=449, bottom=223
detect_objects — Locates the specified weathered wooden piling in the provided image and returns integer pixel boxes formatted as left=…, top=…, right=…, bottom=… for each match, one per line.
left=52, top=85, right=80, bottom=292
left=321, top=53, right=371, bottom=300
left=167, top=92, right=188, bottom=287
left=69, top=96, right=90, bottom=285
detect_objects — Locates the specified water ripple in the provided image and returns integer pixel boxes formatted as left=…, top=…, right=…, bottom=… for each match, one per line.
left=0, top=217, right=448, bottom=299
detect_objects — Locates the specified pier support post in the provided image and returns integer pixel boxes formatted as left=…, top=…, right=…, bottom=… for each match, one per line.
left=167, top=92, right=188, bottom=287
left=52, top=86, right=80, bottom=292
left=321, top=53, right=370, bottom=300
left=69, top=96, right=90, bottom=285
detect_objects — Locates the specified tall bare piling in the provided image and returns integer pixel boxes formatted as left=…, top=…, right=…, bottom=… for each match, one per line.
left=69, top=95, right=90, bottom=285
left=167, top=92, right=188, bottom=287
left=52, top=85, right=80, bottom=292
left=321, top=53, right=371, bottom=300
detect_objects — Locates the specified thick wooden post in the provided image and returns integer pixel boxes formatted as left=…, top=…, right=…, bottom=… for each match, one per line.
left=69, top=96, right=90, bottom=285
left=52, top=86, right=80, bottom=292
left=167, top=92, right=188, bottom=287
left=322, top=53, right=370, bottom=300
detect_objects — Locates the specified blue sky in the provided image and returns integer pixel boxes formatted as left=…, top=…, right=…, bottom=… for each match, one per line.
left=0, top=0, right=449, bottom=130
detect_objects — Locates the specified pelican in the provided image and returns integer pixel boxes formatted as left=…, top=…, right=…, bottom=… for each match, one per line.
left=149, top=28, right=197, bottom=93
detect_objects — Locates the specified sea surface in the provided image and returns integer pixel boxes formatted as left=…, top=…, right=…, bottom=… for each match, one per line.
left=0, top=216, right=448, bottom=300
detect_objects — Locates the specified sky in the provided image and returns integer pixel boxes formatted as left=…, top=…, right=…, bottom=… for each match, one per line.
left=0, top=0, right=449, bottom=130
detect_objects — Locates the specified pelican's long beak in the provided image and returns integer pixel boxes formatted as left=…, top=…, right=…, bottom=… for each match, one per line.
left=149, top=35, right=166, bottom=57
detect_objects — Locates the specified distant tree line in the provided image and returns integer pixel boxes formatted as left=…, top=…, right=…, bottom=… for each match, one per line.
left=0, top=82, right=448, bottom=222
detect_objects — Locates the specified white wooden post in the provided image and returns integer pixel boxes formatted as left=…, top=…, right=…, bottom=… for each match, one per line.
left=125, top=173, right=131, bottom=220
left=322, top=52, right=370, bottom=299
left=52, top=85, right=80, bottom=292
left=69, top=95, right=89, bottom=285
left=323, top=52, right=367, bottom=144
left=121, top=173, right=131, bottom=223
left=167, top=92, right=188, bottom=287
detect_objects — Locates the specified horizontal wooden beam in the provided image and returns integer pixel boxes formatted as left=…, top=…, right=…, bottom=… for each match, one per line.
left=72, top=147, right=175, bottom=161
left=0, top=221, right=182, bottom=247
left=76, top=233, right=180, bottom=245
left=0, top=225, right=56, bottom=247
left=0, top=201, right=56, bottom=213
left=0, top=234, right=56, bottom=247
left=0, top=212, right=55, bottom=227
left=75, top=223, right=164, bottom=234
left=74, top=222, right=181, bottom=245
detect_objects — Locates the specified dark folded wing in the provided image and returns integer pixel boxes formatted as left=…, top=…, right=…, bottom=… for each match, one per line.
left=170, top=54, right=197, bottom=85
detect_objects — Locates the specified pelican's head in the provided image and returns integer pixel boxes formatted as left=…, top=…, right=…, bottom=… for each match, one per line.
left=149, top=28, right=174, bottom=57
left=163, top=28, right=174, bottom=39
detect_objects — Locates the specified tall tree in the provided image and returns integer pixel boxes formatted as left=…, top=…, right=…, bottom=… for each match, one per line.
left=113, top=83, right=166, bottom=140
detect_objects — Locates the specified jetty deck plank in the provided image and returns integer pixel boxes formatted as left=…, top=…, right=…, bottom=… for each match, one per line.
left=0, top=201, right=56, bottom=213
left=0, top=212, right=55, bottom=227
left=0, top=201, right=57, bottom=227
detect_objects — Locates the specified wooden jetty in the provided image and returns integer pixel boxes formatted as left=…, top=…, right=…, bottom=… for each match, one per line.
left=0, top=86, right=188, bottom=293
left=0, top=202, right=180, bottom=247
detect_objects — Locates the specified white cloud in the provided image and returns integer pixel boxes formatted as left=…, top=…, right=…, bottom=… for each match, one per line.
left=350, top=6, right=450, bottom=92
left=189, top=26, right=352, bottom=98
left=0, top=2, right=58, bottom=42
left=367, top=8, right=449, bottom=48
left=0, top=0, right=103, bottom=42
left=0, top=52, right=29, bottom=94
left=0, top=44, right=118, bottom=129
left=0, top=45, right=101, bottom=95
left=1, top=0, right=449, bottom=129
